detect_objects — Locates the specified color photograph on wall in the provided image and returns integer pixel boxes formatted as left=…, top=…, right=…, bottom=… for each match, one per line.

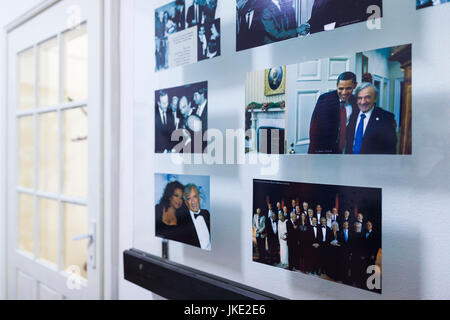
left=155, top=81, right=208, bottom=154
left=155, top=173, right=211, bottom=251
left=245, top=43, right=412, bottom=155
left=236, top=0, right=382, bottom=51
left=253, top=179, right=382, bottom=293
left=417, top=0, right=450, bottom=9
left=155, top=0, right=221, bottom=71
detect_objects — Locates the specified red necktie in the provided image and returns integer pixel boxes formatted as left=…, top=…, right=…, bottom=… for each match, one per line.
left=339, top=102, right=347, bottom=153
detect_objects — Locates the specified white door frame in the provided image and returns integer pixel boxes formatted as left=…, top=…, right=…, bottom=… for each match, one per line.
left=1, top=0, right=120, bottom=300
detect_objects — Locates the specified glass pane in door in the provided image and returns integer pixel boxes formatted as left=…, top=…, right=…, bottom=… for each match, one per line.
left=62, top=107, right=88, bottom=198
left=18, top=116, right=35, bottom=189
left=18, top=48, right=35, bottom=110
left=38, top=112, right=59, bottom=193
left=38, top=198, right=58, bottom=265
left=18, top=193, right=34, bottom=254
left=63, top=24, right=88, bottom=103
left=38, top=37, right=59, bottom=108
left=63, top=203, right=88, bottom=279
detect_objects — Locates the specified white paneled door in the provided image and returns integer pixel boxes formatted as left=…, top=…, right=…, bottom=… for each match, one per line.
left=7, top=0, right=103, bottom=300
left=286, top=56, right=354, bottom=154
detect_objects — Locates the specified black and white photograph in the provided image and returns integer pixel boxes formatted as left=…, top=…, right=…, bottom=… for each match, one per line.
left=197, top=18, right=221, bottom=61
left=155, top=174, right=211, bottom=251
left=417, top=0, right=450, bottom=9
left=245, top=44, right=412, bottom=155
left=253, top=179, right=382, bottom=293
left=155, top=0, right=221, bottom=71
left=236, top=0, right=383, bottom=51
left=155, top=81, right=208, bottom=154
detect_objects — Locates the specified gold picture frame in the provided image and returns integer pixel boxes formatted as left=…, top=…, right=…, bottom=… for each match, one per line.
left=264, top=66, right=286, bottom=96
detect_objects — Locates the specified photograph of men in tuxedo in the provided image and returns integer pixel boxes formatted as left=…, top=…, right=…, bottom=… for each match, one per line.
left=345, top=82, right=397, bottom=154
left=308, top=71, right=358, bottom=154
left=236, top=0, right=264, bottom=51
left=155, top=91, right=176, bottom=153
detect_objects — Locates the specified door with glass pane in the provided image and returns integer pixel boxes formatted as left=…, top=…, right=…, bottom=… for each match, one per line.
left=7, top=0, right=102, bottom=300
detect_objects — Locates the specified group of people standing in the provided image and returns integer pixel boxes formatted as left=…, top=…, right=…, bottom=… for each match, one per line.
left=155, top=85, right=208, bottom=153
left=253, top=200, right=380, bottom=289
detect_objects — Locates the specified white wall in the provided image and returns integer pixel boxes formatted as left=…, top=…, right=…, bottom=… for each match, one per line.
left=0, top=0, right=48, bottom=301
left=121, top=0, right=450, bottom=300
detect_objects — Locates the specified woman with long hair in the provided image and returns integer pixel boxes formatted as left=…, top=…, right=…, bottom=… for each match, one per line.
left=155, top=181, right=185, bottom=241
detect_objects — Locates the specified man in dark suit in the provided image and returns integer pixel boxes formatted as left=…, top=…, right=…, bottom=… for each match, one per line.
left=308, top=71, right=358, bottom=154
left=345, top=82, right=397, bottom=154
left=155, top=91, right=176, bottom=153
left=318, top=217, right=332, bottom=275
left=286, top=213, right=300, bottom=270
left=187, top=0, right=205, bottom=27
left=306, top=217, right=321, bottom=274
left=350, top=222, right=366, bottom=288
left=266, top=212, right=279, bottom=265
left=339, top=209, right=354, bottom=228
left=237, top=0, right=265, bottom=51
left=338, top=220, right=352, bottom=283
left=260, top=0, right=301, bottom=45
left=174, top=0, right=186, bottom=31
left=177, top=184, right=211, bottom=250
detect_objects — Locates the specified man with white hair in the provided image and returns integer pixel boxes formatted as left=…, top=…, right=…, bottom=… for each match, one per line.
left=345, top=82, right=397, bottom=154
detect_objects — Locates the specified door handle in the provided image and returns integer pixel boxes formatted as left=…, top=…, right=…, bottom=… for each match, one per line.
left=72, top=220, right=96, bottom=270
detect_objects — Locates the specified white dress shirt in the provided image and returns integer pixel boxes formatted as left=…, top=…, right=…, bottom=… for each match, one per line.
left=321, top=226, right=327, bottom=242
left=159, top=107, right=167, bottom=125
left=354, top=106, right=375, bottom=139
left=245, top=10, right=254, bottom=29
left=190, top=210, right=211, bottom=251
left=196, top=99, right=207, bottom=118
left=340, top=99, right=354, bottom=125
left=272, top=0, right=281, bottom=11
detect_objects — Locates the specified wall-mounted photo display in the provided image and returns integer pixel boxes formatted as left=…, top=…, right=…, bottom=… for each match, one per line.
left=417, top=0, right=449, bottom=9
left=155, top=81, right=208, bottom=154
left=155, top=0, right=221, bottom=71
left=253, top=179, right=382, bottom=293
left=245, top=43, right=412, bottom=155
left=236, top=0, right=382, bottom=51
left=155, top=173, right=211, bottom=251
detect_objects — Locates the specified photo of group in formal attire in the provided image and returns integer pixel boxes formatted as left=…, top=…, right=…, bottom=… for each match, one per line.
left=155, top=174, right=211, bottom=251
left=253, top=179, right=382, bottom=293
left=155, top=81, right=208, bottom=154
left=236, top=0, right=383, bottom=51
left=245, top=43, right=412, bottom=155
left=155, top=0, right=221, bottom=71
left=417, top=0, right=450, bottom=9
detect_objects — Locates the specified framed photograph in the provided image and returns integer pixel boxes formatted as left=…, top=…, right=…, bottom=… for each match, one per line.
left=253, top=179, right=382, bottom=293
left=155, top=173, right=211, bottom=251
left=264, top=66, right=286, bottom=96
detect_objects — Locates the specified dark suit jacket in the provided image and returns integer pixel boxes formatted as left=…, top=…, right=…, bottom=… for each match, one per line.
left=236, top=3, right=265, bottom=51
left=266, top=218, right=279, bottom=245
left=174, top=7, right=186, bottom=31
left=345, top=106, right=397, bottom=154
left=187, top=3, right=204, bottom=28
left=261, top=1, right=297, bottom=44
left=309, top=91, right=357, bottom=154
left=176, top=207, right=211, bottom=248
left=319, top=225, right=333, bottom=246
left=155, top=107, right=176, bottom=153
